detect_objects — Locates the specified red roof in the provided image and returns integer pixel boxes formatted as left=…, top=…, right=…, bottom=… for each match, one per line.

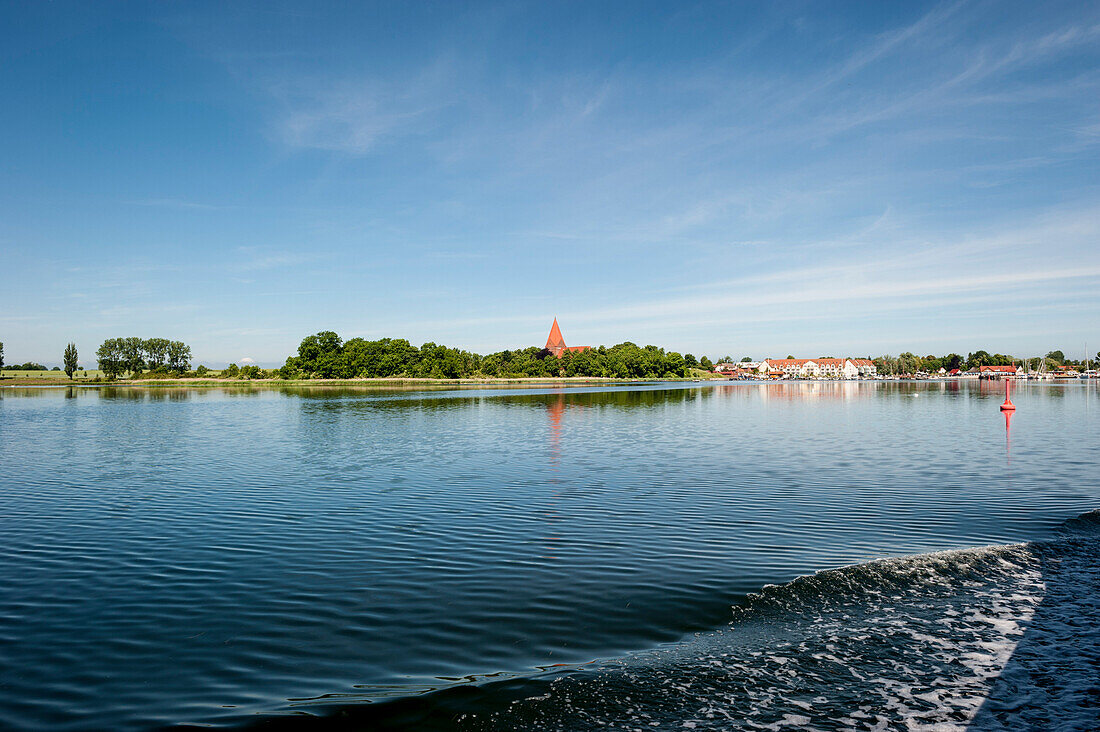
left=545, top=319, right=589, bottom=358
left=545, top=318, right=566, bottom=352
left=816, top=358, right=846, bottom=366
left=852, top=359, right=874, bottom=366
left=979, top=365, right=1019, bottom=372
left=767, top=359, right=813, bottom=366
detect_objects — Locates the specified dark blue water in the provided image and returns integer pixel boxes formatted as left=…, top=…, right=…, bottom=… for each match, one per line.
left=1, top=380, right=1098, bottom=730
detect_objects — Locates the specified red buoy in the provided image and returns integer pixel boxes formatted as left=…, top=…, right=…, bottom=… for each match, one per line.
left=1000, top=379, right=1016, bottom=411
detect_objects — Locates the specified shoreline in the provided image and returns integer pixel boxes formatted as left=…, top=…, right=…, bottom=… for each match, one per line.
left=0, top=375, right=725, bottom=388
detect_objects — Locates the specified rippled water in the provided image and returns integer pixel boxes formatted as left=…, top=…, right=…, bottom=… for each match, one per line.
left=1, top=380, right=1098, bottom=730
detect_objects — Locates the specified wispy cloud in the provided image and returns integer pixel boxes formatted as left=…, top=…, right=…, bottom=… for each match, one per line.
left=125, top=198, right=227, bottom=211
left=233, top=247, right=323, bottom=271
left=266, top=58, right=458, bottom=154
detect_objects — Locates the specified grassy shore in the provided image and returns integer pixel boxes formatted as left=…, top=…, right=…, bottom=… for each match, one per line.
left=2, top=373, right=726, bottom=388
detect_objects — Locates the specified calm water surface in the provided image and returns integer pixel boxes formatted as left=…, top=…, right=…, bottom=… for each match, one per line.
left=1, top=380, right=1098, bottom=730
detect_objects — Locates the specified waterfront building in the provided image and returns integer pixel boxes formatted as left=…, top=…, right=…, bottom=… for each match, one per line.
left=759, top=358, right=875, bottom=379
left=851, top=359, right=877, bottom=377
left=815, top=358, right=859, bottom=378
left=979, top=365, right=1024, bottom=379
left=544, top=319, right=590, bottom=358
left=762, top=359, right=819, bottom=377
left=714, top=361, right=763, bottom=374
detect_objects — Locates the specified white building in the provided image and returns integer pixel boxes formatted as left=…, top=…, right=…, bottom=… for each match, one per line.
left=850, top=359, right=877, bottom=377
left=762, top=359, right=818, bottom=377
left=761, top=358, right=876, bottom=378
left=815, top=358, right=859, bottom=378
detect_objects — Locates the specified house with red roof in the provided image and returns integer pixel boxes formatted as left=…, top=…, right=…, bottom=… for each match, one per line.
left=978, top=364, right=1023, bottom=379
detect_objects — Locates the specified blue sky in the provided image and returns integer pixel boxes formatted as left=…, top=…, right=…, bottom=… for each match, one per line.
left=1, top=1, right=1098, bottom=367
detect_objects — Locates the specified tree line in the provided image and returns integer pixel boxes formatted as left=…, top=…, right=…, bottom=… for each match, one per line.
left=96, top=337, right=192, bottom=379
left=2, top=334, right=1096, bottom=382
left=278, top=331, right=693, bottom=380
left=868, top=349, right=1096, bottom=376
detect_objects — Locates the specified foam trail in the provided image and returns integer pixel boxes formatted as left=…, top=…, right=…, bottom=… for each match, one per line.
left=463, top=511, right=1100, bottom=731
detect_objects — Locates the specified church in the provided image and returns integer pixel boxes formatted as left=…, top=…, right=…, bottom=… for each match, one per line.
left=544, top=318, right=590, bottom=358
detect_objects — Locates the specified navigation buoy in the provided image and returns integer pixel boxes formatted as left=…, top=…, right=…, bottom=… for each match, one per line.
left=1000, top=380, right=1015, bottom=411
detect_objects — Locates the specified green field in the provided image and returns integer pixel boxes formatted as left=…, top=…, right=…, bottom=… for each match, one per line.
left=1, top=370, right=105, bottom=379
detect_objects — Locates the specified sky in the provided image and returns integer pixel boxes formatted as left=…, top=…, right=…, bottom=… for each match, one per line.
left=1, top=0, right=1098, bottom=367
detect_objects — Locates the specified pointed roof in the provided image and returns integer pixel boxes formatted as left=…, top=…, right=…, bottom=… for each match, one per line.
left=545, top=318, right=567, bottom=351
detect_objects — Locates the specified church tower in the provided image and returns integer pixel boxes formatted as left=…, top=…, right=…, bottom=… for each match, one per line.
left=545, top=318, right=568, bottom=357
left=544, top=318, right=589, bottom=358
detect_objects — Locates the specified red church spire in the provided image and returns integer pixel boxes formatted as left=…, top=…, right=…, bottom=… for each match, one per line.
left=543, top=318, right=589, bottom=358
left=545, top=317, right=567, bottom=356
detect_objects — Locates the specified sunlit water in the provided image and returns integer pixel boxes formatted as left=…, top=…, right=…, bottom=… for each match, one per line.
left=1, top=380, right=1098, bottom=730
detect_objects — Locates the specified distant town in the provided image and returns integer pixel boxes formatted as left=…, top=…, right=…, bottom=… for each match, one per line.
left=0, top=323, right=1095, bottom=382
left=710, top=357, right=1094, bottom=380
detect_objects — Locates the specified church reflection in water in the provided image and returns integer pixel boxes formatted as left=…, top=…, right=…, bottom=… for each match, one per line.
left=541, top=394, right=567, bottom=558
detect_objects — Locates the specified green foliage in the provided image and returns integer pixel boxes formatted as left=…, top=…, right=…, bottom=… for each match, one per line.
left=121, top=337, right=145, bottom=377
left=143, top=338, right=170, bottom=369
left=195, top=365, right=210, bottom=377
left=740, top=356, right=753, bottom=362
left=281, top=331, right=690, bottom=380
left=683, top=353, right=698, bottom=368
left=96, top=337, right=191, bottom=378
left=3, top=361, right=48, bottom=371
left=700, top=356, right=713, bottom=370
left=1045, top=350, right=1065, bottom=365
left=166, top=341, right=191, bottom=373
left=96, top=339, right=124, bottom=379
left=224, top=363, right=239, bottom=377
left=966, top=350, right=993, bottom=369
left=64, top=342, right=78, bottom=379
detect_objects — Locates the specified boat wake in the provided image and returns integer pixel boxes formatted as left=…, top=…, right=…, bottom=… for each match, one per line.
left=249, top=511, right=1100, bottom=731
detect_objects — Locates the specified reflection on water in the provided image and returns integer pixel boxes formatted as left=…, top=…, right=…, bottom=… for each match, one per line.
left=0, top=380, right=1097, bottom=731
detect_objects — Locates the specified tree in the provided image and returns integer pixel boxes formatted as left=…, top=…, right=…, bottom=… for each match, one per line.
left=897, top=352, right=920, bottom=374
left=700, top=356, right=713, bottom=370
left=741, top=356, right=753, bottom=362
left=1045, top=350, right=1065, bottom=365
left=0, top=341, right=4, bottom=370
left=874, top=355, right=898, bottom=375
left=144, top=338, right=170, bottom=369
left=63, top=342, right=78, bottom=380
left=224, top=363, right=239, bottom=377
left=121, top=336, right=145, bottom=377
left=943, top=353, right=964, bottom=371
left=166, top=341, right=192, bottom=374
left=96, top=338, right=124, bottom=379
left=966, top=350, right=993, bottom=369
left=683, top=353, right=698, bottom=368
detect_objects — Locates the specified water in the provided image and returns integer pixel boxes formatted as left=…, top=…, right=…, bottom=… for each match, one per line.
left=1, top=380, right=1098, bottom=730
